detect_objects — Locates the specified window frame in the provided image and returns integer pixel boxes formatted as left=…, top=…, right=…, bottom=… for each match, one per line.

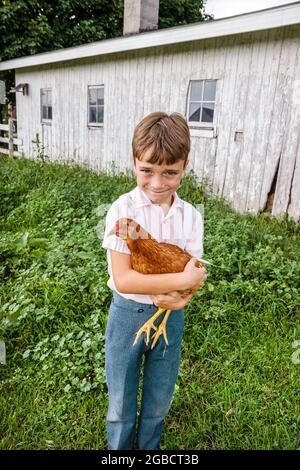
left=40, top=88, right=52, bottom=124
left=186, top=79, right=217, bottom=129
left=87, top=85, right=104, bottom=128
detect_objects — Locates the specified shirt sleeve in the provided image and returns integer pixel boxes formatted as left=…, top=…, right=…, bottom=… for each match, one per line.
left=101, top=201, right=130, bottom=254
left=184, top=209, right=204, bottom=259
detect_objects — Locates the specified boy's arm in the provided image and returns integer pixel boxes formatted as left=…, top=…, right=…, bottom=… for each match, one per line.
left=110, top=250, right=190, bottom=295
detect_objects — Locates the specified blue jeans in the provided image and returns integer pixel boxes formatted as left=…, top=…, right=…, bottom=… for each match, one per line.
left=105, top=291, right=185, bottom=450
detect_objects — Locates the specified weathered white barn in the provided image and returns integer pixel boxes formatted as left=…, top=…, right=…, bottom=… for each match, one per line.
left=0, top=1, right=300, bottom=221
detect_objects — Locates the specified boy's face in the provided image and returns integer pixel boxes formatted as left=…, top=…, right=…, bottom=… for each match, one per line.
left=134, top=148, right=188, bottom=205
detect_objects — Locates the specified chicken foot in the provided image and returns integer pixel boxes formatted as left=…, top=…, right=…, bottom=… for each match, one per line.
left=150, top=309, right=172, bottom=349
left=133, top=307, right=166, bottom=347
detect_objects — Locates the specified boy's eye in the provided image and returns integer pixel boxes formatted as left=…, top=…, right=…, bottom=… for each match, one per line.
left=140, top=169, right=178, bottom=176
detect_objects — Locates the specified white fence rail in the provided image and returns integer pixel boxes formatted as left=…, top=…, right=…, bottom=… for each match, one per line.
left=0, top=118, right=22, bottom=157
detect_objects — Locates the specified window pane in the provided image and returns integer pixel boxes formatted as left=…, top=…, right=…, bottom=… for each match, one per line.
left=97, top=97, right=104, bottom=106
left=203, top=80, right=216, bottom=101
left=188, top=103, right=201, bottom=122
left=41, top=91, right=47, bottom=106
left=42, top=106, right=48, bottom=119
left=89, top=87, right=104, bottom=105
left=190, top=81, right=203, bottom=101
left=48, top=106, right=52, bottom=120
left=89, top=107, right=96, bottom=123
left=97, top=106, right=104, bottom=123
left=89, top=88, right=97, bottom=106
left=47, top=90, right=52, bottom=106
left=98, top=87, right=104, bottom=99
left=201, top=103, right=214, bottom=122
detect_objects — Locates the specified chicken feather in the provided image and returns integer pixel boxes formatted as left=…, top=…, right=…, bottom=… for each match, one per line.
left=110, top=217, right=204, bottom=348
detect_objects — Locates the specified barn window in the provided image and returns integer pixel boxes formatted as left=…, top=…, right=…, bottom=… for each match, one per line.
left=88, top=85, right=104, bottom=126
left=40, top=89, right=52, bottom=122
left=187, top=80, right=217, bottom=125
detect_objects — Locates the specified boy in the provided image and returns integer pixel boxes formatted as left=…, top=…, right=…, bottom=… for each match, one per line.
left=101, top=112, right=206, bottom=450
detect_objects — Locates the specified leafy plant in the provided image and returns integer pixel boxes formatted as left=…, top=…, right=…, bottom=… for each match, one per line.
left=0, top=154, right=299, bottom=450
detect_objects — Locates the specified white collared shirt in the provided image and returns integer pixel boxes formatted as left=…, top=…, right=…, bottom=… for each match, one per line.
left=101, top=186, right=204, bottom=304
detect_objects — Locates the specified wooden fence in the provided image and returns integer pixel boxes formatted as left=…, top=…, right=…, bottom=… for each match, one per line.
left=0, top=118, right=22, bottom=157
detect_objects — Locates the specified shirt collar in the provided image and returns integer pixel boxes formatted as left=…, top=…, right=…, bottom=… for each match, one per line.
left=130, top=186, right=184, bottom=210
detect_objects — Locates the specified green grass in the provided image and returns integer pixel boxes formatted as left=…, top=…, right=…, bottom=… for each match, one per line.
left=0, top=153, right=299, bottom=450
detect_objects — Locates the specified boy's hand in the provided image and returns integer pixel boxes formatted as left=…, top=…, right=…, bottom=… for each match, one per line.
left=184, top=258, right=207, bottom=291
left=150, top=290, right=194, bottom=310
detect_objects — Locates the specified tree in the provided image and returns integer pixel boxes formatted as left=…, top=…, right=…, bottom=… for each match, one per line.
left=0, top=0, right=212, bottom=97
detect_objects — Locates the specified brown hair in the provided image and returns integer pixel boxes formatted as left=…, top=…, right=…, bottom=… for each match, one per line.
left=132, top=112, right=190, bottom=166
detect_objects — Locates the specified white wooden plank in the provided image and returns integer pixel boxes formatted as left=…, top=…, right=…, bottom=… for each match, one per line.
left=125, top=50, right=139, bottom=172
left=188, top=40, right=205, bottom=173
left=197, top=40, right=211, bottom=180
left=159, top=46, right=173, bottom=115
left=82, top=63, right=89, bottom=167
left=273, top=27, right=300, bottom=216
left=102, top=55, right=114, bottom=170
left=132, top=49, right=146, bottom=167
left=109, top=54, right=118, bottom=170
left=0, top=136, right=22, bottom=145
left=244, top=31, right=270, bottom=212
left=213, top=35, right=240, bottom=197
left=202, top=37, right=223, bottom=185
left=119, top=54, right=129, bottom=171
left=0, top=147, right=21, bottom=156
left=112, top=54, right=122, bottom=172
left=86, top=60, right=94, bottom=169
left=198, top=38, right=218, bottom=183
left=287, top=140, right=300, bottom=221
left=154, top=46, right=165, bottom=113
left=253, top=28, right=286, bottom=211
left=221, top=34, right=253, bottom=205
left=233, top=31, right=270, bottom=213
left=172, top=45, right=185, bottom=114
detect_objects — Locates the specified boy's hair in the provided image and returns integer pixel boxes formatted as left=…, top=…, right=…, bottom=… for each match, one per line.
left=132, top=112, right=190, bottom=166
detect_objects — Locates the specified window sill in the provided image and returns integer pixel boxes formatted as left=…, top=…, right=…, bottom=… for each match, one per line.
left=88, top=123, right=104, bottom=129
left=189, top=126, right=217, bottom=138
left=41, top=120, right=52, bottom=126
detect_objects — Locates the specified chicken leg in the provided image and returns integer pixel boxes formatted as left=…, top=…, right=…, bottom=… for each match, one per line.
left=150, top=309, right=172, bottom=349
left=133, top=308, right=172, bottom=349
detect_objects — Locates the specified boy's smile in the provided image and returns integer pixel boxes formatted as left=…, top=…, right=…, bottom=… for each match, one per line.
left=134, top=149, right=188, bottom=208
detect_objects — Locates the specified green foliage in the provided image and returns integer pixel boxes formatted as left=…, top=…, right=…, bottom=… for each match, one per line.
left=0, top=153, right=299, bottom=450
left=0, top=1, right=123, bottom=61
left=159, top=0, right=212, bottom=29
left=0, top=0, right=211, bottom=95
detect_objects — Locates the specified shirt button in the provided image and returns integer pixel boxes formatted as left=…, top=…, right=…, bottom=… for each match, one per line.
left=138, top=308, right=144, bottom=313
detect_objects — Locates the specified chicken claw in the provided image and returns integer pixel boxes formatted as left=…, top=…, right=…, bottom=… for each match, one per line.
left=133, top=308, right=165, bottom=347
left=151, top=309, right=172, bottom=349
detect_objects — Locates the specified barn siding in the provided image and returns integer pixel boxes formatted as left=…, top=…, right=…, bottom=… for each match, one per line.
left=15, top=25, right=300, bottom=221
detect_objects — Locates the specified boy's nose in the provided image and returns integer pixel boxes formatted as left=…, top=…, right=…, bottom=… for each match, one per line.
left=150, top=176, right=165, bottom=189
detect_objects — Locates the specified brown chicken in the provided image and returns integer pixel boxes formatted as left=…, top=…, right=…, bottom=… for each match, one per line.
left=109, top=217, right=204, bottom=349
